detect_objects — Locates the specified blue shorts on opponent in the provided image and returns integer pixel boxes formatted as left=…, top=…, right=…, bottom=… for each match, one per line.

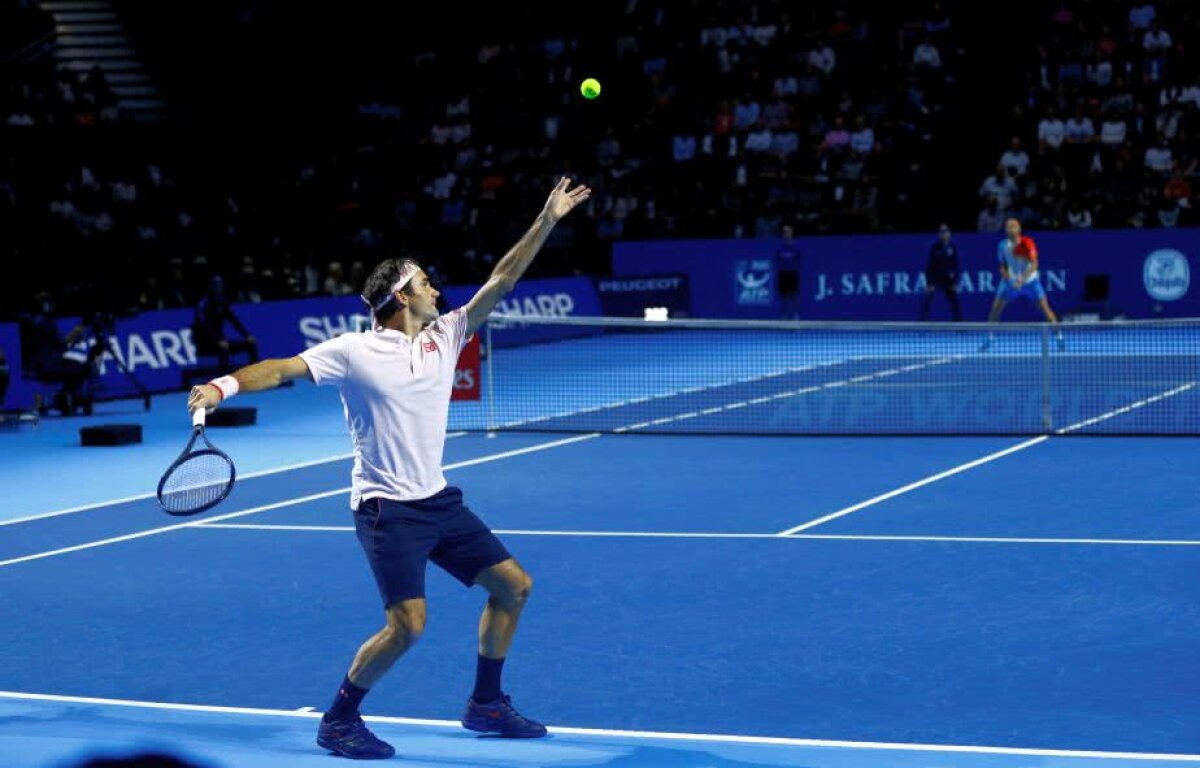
left=996, top=276, right=1047, bottom=303
left=354, top=486, right=512, bottom=606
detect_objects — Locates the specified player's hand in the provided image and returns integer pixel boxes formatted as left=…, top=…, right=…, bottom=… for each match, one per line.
left=187, top=384, right=222, bottom=415
left=542, top=176, right=591, bottom=223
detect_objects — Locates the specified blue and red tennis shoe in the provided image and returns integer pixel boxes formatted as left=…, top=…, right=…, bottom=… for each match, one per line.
left=317, top=714, right=396, bottom=760
left=461, top=693, right=548, bottom=738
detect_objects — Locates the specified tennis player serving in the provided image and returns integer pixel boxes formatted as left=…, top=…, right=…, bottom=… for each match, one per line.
left=187, top=177, right=591, bottom=759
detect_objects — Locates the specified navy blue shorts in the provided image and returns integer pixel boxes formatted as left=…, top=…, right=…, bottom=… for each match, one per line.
left=354, top=486, right=512, bottom=607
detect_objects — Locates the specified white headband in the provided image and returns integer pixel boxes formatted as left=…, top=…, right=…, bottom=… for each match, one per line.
left=390, top=261, right=420, bottom=296
left=364, top=261, right=420, bottom=312
left=362, top=261, right=421, bottom=329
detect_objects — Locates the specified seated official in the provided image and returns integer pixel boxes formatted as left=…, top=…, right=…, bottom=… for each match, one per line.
left=18, top=295, right=90, bottom=414
left=192, top=275, right=259, bottom=370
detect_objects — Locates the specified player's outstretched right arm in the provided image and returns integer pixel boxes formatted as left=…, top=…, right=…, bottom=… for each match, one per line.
left=187, top=356, right=311, bottom=414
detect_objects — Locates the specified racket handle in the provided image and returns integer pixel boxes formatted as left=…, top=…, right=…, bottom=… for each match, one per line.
left=192, top=408, right=206, bottom=428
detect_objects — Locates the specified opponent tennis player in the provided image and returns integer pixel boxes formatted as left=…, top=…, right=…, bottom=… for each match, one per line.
left=981, top=218, right=1064, bottom=351
left=187, top=177, right=591, bottom=759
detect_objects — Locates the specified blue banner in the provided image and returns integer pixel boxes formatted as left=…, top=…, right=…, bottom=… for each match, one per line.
left=232, top=296, right=367, bottom=353
left=612, top=239, right=782, bottom=318
left=443, top=275, right=602, bottom=347
left=3, top=311, right=201, bottom=409
left=799, top=230, right=1200, bottom=321
left=0, top=276, right=602, bottom=406
left=733, top=259, right=776, bottom=309
left=594, top=274, right=691, bottom=317
left=614, top=229, right=1200, bottom=320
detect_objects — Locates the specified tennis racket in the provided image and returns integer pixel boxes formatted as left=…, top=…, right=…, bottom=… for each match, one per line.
left=157, top=408, right=236, bottom=516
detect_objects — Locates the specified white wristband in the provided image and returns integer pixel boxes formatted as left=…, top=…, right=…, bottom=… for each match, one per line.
left=208, top=375, right=240, bottom=401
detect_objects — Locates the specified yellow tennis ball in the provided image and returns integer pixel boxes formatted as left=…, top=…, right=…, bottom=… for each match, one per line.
left=580, top=78, right=602, bottom=99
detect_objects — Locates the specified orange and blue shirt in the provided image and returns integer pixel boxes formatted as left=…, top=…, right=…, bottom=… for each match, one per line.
left=996, top=235, right=1047, bottom=301
left=998, top=235, right=1039, bottom=283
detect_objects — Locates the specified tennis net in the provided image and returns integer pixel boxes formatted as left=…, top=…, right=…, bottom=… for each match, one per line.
left=447, top=316, right=1200, bottom=436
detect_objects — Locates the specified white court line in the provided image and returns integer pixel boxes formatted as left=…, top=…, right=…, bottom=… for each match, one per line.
left=777, top=437, right=1049, bottom=535
left=612, top=356, right=960, bottom=433
left=196, top=524, right=1200, bottom=546
left=0, top=690, right=1196, bottom=761
left=1055, top=382, right=1197, bottom=435
left=199, top=523, right=371, bottom=532
left=0, top=490, right=348, bottom=568
left=777, top=381, right=1199, bottom=536
left=0, top=433, right=597, bottom=569
left=0, top=433, right=466, bottom=527
left=794, top=533, right=1200, bottom=546
left=497, top=360, right=848, bottom=429
left=198, top=524, right=783, bottom=536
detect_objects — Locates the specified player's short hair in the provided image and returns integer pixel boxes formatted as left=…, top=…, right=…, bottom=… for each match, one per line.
left=361, top=257, right=420, bottom=324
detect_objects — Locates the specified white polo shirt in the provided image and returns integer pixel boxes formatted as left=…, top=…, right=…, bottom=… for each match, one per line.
left=300, top=308, right=469, bottom=508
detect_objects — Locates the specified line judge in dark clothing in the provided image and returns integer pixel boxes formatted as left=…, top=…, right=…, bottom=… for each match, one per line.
left=193, top=275, right=259, bottom=370
left=919, top=224, right=963, bottom=321
left=19, top=294, right=90, bottom=414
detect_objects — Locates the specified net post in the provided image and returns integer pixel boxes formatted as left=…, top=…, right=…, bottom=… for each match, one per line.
left=485, top=321, right=496, bottom=433
left=1040, top=324, right=1052, bottom=432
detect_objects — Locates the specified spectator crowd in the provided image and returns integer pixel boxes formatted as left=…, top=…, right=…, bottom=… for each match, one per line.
left=1, top=0, right=1195, bottom=320
left=3, top=0, right=962, bottom=317
left=976, top=1, right=1197, bottom=231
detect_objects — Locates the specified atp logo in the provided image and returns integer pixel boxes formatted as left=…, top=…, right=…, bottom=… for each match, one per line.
left=734, top=259, right=774, bottom=305
left=1143, top=249, right=1190, bottom=302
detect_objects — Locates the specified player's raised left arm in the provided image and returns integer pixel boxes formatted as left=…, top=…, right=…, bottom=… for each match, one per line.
left=465, top=177, right=591, bottom=336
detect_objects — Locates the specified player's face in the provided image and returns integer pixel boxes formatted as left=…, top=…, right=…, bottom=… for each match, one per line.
left=1005, top=219, right=1021, bottom=239
left=403, top=271, right=440, bottom=323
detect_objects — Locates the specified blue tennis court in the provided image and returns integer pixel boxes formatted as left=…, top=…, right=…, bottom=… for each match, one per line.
left=1, top=324, right=1198, bottom=767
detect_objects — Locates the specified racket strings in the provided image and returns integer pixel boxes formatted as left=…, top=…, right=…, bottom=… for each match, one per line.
left=160, top=453, right=234, bottom=513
